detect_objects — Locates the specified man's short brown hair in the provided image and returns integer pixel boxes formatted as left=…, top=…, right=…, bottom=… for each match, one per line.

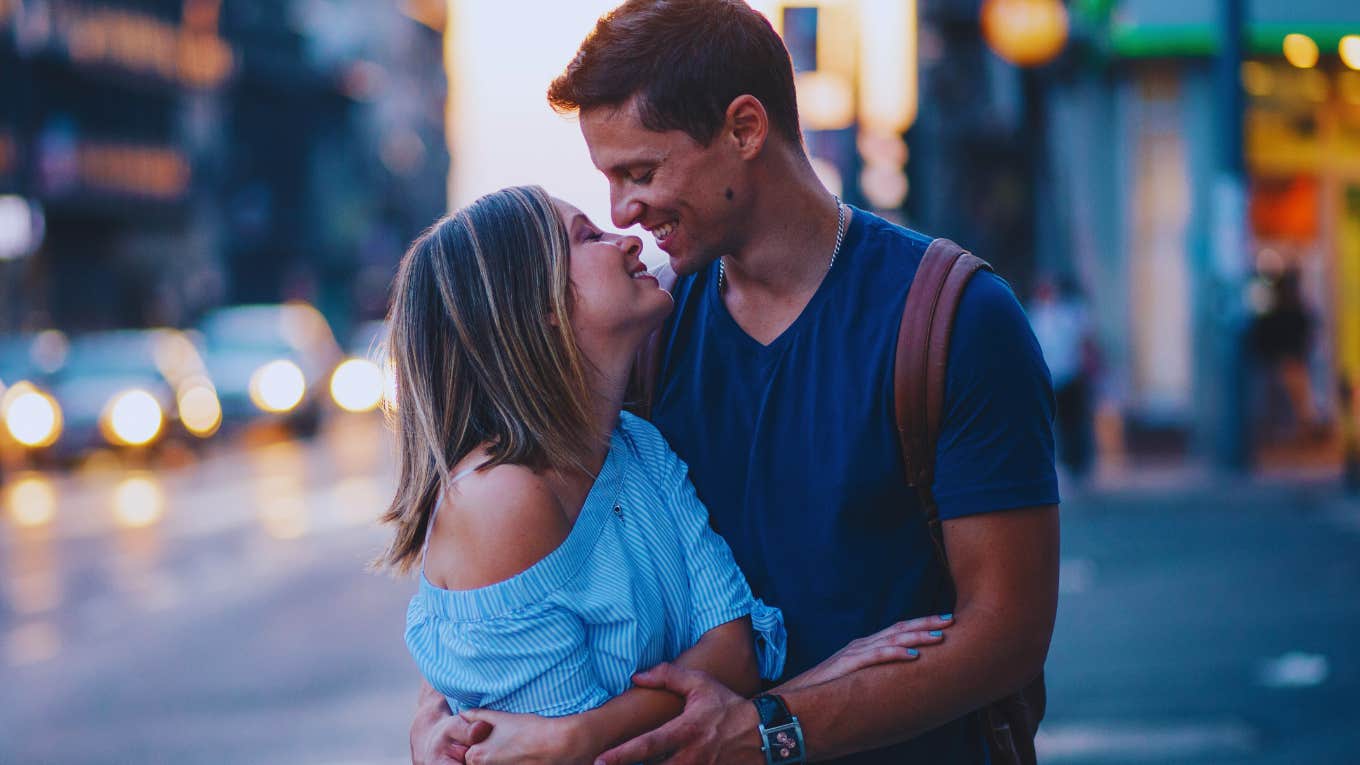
left=548, top=0, right=801, bottom=146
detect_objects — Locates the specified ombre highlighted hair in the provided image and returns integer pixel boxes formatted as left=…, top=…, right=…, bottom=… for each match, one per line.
left=377, top=185, right=596, bottom=573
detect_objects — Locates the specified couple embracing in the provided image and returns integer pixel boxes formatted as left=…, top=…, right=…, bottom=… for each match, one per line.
left=381, top=2, right=1060, bottom=764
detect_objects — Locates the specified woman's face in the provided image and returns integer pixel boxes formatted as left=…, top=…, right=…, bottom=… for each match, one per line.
left=552, top=198, right=673, bottom=352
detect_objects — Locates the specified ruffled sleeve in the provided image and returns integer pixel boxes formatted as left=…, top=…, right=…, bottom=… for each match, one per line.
left=635, top=414, right=788, bottom=681
left=405, top=590, right=611, bottom=716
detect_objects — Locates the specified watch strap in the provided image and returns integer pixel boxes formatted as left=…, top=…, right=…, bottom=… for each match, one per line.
left=752, top=693, right=792, bottom=726
left=753, top=694, right=805, bottom=764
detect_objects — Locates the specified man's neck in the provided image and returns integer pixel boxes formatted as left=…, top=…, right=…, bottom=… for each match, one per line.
left=719, top=159, right=845, bottom=302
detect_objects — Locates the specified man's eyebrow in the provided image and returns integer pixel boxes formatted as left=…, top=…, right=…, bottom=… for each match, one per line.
left=609, top=158, right=660, bottom=175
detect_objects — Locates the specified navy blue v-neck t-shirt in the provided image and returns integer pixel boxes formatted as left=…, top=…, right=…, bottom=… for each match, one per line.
left=649, top=207, right=1059, bottom=764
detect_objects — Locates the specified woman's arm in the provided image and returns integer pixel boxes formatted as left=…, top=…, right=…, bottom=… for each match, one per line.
left=458, top=616, right=757, bottom=765
left=576, top=615, right=760, bottom=752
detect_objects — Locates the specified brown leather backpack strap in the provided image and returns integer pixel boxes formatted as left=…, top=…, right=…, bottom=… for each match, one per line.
left=894, top=240, right=1042, bottom=765
left=626, top=264, right=679, bottom=419
left=894, top=239, right=993, bottom=521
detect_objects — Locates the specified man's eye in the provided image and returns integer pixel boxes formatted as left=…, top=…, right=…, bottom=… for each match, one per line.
left=631, top=170, right=655, bottom=185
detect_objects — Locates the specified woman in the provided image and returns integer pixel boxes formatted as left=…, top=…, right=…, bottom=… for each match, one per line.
left=381, top=186, right=946, bottom=764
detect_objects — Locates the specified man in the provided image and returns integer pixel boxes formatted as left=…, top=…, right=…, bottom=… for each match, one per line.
left=412, top=1, right=1059, bottom=762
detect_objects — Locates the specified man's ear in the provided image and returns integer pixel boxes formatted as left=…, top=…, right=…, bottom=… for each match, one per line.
left=724, top=95, right=769, bottom=160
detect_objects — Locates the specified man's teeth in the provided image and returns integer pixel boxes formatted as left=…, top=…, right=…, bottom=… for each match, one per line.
left=652, top=222, right=676, bottom=241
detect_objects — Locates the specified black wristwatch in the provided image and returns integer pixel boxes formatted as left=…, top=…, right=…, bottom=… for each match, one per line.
left=753, top=694, right=806, bottom=765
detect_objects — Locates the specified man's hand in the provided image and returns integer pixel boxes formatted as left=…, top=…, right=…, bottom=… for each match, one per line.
left=411, top=682, right=491, bottom=765
left=780, top=613, right=954, bottom=692
left=459, top=709, right=593, bottom=765
left=593, top=663, right=762, bottom=765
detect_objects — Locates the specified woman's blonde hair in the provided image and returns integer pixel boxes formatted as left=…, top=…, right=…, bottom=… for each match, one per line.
left=377, top=185, right=597, bottom=573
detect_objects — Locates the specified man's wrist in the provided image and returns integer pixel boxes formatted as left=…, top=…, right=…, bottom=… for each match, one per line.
left=751, top=693, right=808, bottom=764
left=717, top=695, right=767, bottom=765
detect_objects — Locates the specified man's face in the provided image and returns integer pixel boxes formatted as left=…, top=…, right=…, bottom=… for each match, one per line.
left=579, top=99, right=745, bottom=277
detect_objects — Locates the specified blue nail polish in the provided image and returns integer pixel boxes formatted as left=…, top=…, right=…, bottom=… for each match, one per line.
left=940, top=613, right=954, bottom=621
left=908, top=648, right=920, bottom=657
left=930, top=630, right=943, bottom=637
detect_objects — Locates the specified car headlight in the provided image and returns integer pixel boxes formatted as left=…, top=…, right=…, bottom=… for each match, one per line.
left=177, top=381, right=222, bottom=437
left=249, top=360, right=306, bottom=413
left=330, top=358, right=385, bottom=413
left=2, top=382, right=63, bottom=448
left=102, top=389, right=164, bottom=447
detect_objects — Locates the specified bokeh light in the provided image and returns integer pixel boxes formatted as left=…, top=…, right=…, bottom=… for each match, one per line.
left=980, top=0, right=1069, bottom=68
left=5, top=473, right=57, bottom=528
left=1283, top=33, right=1319, bottom=69
left=178, top=382, right=222, bottom=437
left=105, top=389, right=164, bottom=446
left=1341, top=35, right=1360, bottom=71
left=330, top=358, right=385, bottom=413
left=112, top=474, right=166, bottom=528
left=2, top=384, right=62, bottom=448
left=250, top=360, right=306, bottom=413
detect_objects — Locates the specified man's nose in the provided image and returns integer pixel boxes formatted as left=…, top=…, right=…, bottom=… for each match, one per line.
left=611, top=189, right=643, bottom=229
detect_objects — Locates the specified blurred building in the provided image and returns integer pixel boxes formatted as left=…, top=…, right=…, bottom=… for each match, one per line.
left=1043, top=0, right=1360, bottom=464
left=0, top=0, right=447, bottom=340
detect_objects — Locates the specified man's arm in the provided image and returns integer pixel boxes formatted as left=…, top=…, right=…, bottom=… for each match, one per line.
left=774, top=503, right=1058, bottom=759
left=595, top=503, right=1059, bottom=765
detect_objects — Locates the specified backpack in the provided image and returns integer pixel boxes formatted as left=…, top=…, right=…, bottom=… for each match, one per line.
left=629, top=238, right=1045, bottom=765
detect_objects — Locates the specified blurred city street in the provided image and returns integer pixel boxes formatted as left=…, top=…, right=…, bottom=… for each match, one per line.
left=1, top=415, right=420, bottom=765
left=4, top=0, right=1360, bottom=763
left=3, top=415, right=1358, bottom=764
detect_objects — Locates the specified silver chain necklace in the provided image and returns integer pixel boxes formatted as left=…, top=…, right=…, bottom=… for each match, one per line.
left=717, top=196, right=846, bottom=293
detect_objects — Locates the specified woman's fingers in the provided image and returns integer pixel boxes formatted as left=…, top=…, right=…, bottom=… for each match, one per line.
left=891, top=614, right=955, bottom=635
left=833, top=644, right=921, bottom=674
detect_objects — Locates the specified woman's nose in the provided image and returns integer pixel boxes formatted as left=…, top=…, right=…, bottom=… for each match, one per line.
left=617, top=234, right=643, bottom=257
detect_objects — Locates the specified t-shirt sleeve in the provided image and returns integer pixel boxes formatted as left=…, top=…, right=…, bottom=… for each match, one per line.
left=405, top=596, right=610, bottom=716
left=646, top=422, right=787, bottom=680
left=930, top=270, right=1061, bottom=519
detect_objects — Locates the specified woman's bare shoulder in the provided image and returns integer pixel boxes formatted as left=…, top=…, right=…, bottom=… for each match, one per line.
left=423, top=462, right=572, bottom=591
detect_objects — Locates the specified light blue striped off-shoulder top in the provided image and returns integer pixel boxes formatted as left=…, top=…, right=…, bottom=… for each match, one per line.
left=405, top=411, right=786, bottom=716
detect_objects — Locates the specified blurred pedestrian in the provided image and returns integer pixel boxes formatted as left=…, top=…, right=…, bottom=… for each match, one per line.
left=413, top=2, right=1057, bottom=764
left=1030, top=275, right=1097, bottom=482
left=1249, top=268, right=1320, bottom=439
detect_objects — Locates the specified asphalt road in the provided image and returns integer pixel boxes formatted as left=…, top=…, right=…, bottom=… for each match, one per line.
left=2, top=416, right=1357, bottom=764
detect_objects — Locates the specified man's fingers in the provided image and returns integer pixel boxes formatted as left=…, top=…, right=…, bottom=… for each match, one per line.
left=438, top=713, right=492, bottom=747
left=594, top=718, right=686, bottom=765
left=630, top=662, right=709, bottom=695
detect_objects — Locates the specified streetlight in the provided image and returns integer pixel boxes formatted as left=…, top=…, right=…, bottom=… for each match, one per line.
left=980, top=0, right=1069, bottom=68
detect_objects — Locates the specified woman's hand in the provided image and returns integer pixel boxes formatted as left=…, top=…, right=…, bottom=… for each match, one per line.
left=779, top=613, right=955, bottom=691
left=459, top=709, right=594, bottom=765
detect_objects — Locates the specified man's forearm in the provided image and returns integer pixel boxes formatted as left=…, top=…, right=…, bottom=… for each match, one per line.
left=773, top=605, right=1049, bottom=760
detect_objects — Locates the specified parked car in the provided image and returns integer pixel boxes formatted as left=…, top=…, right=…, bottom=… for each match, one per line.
left=41, top=328, right=219, bottom=458
left=197, top=303, right=342, bottom=436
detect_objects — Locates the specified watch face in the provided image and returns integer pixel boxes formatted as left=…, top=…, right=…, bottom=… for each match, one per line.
left=773, top=729, right=800, bottom=759
left=763, top=722, right=803, bottom=763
